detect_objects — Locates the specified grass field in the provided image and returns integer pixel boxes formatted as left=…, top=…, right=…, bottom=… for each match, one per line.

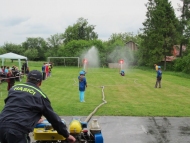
left=0, top=61, right=190, bottom=117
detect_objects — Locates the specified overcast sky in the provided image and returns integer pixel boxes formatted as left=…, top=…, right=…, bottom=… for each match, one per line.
left=0, top=0, right=182, bottom=46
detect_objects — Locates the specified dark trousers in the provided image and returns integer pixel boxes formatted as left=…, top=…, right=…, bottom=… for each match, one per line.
left=7, top=82, right=15, bottom=91
left=0, top=128, right=30, bottom=143
left=42, top=72, right=46, bottom=80
left=155, top=77, right=162, bottom=88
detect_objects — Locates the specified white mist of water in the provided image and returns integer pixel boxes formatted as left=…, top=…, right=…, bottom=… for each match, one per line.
left=108, top=46, right=134, bottom=71
left=81, top=46, right=100, bottom=70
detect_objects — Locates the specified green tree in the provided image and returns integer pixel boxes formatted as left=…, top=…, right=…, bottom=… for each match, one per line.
left=177, top=0, right=190, bottom=57
left=105, top=39, right=125, bottom=63
left=2, top=42, right=24, bottom=54
left=108, top=32, right=137, bottom=44
left=24, top=48, right=38, bottom=61
left=60, top=40, right=90, bottom=57
left=22, top=37, right=47, bottom=60
left=107, top=33, right=142, bottom=66
left=47, top=33, right=64, bottom=56
left=47, top=33, right=63, bottom=48
left=0, top=47, right=7, bottom=55
left=55, top=39, right=106, bottom=66
left=62, top=17, right=98, bottom=44
left=139, top=0, right=179, bottom=70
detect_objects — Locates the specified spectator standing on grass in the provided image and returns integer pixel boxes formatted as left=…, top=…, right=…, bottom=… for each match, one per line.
left=4, top=66, right=9, bottom=75
left=42, top=63, right=46, bottom=80
left=21, top=63, right=24, bottom=74
left=48, top=62, right=53, bottom=77
left=155, top=66, right=162, bottom=88
left=25, top=67, right=30, bottom=77
left=78, top=71, right=87, bottom=102
left=24, top=60, right=27, bottom=73
left=48, top=64, right=52, bottom=77
left=45, top=63, right=49, bottom=79
left=6, top=69, right=15, bottom=91
left=0, top=70, right=76, bottom=143
left=50, top=62, right=53, bottom=69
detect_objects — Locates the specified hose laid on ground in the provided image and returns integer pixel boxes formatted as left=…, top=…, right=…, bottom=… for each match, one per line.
left=84, top=86, right=107, bottom=123
left=73, top=77, right=107, bottom=123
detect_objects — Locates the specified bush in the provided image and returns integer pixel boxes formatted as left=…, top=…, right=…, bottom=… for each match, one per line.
left=173, top=53, right=190, bottom=74
left=173, top=58, right=185, bottom=72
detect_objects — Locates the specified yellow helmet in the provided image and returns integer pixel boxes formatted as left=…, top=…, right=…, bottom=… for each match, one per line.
left=69, top=120, right=82, bottom=134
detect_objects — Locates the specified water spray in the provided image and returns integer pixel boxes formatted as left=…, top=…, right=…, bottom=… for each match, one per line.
left=83, top=58, right=88, bottom=73
left=81, top=46, right=100, bottom=70
left=119, top=59, right=124, bottom=71
left=119, top=59, right=125, bottom=76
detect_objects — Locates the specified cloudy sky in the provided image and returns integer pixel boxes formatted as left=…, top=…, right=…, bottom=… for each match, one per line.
left=0, top=0, right=182, bottom=46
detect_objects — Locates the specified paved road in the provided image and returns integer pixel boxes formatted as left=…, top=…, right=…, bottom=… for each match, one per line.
left=31, top=116, right=190, bottom=143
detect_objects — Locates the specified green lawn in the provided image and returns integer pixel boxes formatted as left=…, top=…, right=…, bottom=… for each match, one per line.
left=0, top=62, right=190, bottom=117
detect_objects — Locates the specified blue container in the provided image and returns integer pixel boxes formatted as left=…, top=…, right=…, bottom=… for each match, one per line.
left=35, top=119, right=65, bottom=128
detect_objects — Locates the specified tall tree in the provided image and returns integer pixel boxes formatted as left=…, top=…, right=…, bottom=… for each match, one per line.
left=139, top=0, right=179, bottom=69
left=177, top=0, right=190, bottom=57
left=47, top=33, right=64, bottom=56
left=22, top=37, right=47, bottom=60
left=107, top=32, right=139, bottom=46
left=47, top=33, right=63, bottom=48
left=62, top=17, right=98, bottom=44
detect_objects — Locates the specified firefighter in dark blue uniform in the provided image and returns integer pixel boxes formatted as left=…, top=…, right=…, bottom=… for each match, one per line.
left=0, top=70, right=76, bottom=143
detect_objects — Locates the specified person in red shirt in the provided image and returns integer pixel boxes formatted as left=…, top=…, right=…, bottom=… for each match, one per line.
left=45, top=63, right=49, bottom=79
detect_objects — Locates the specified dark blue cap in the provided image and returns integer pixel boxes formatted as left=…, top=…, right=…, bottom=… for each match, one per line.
left=28, top=70, right=43, bottom=81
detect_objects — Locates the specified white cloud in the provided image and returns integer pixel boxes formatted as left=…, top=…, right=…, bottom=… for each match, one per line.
left=0, top=0, right=182, bottom=46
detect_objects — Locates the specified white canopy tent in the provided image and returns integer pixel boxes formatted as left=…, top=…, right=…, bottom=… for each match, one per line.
left=0, top=52, right=27, bottom=70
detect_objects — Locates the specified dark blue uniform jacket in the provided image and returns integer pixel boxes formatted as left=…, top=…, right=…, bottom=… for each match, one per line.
left=0, top=82, right=69, bottom=138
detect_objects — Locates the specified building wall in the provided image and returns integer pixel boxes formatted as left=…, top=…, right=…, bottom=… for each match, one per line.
left=126, top=41, right=138, bottom=51
left=108, top=63, right=120, bottom=68
left=108, top=63, right=127, bottom=69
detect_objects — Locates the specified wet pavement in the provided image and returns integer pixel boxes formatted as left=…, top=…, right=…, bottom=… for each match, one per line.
left=31, top=116, right=190, bottom=143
